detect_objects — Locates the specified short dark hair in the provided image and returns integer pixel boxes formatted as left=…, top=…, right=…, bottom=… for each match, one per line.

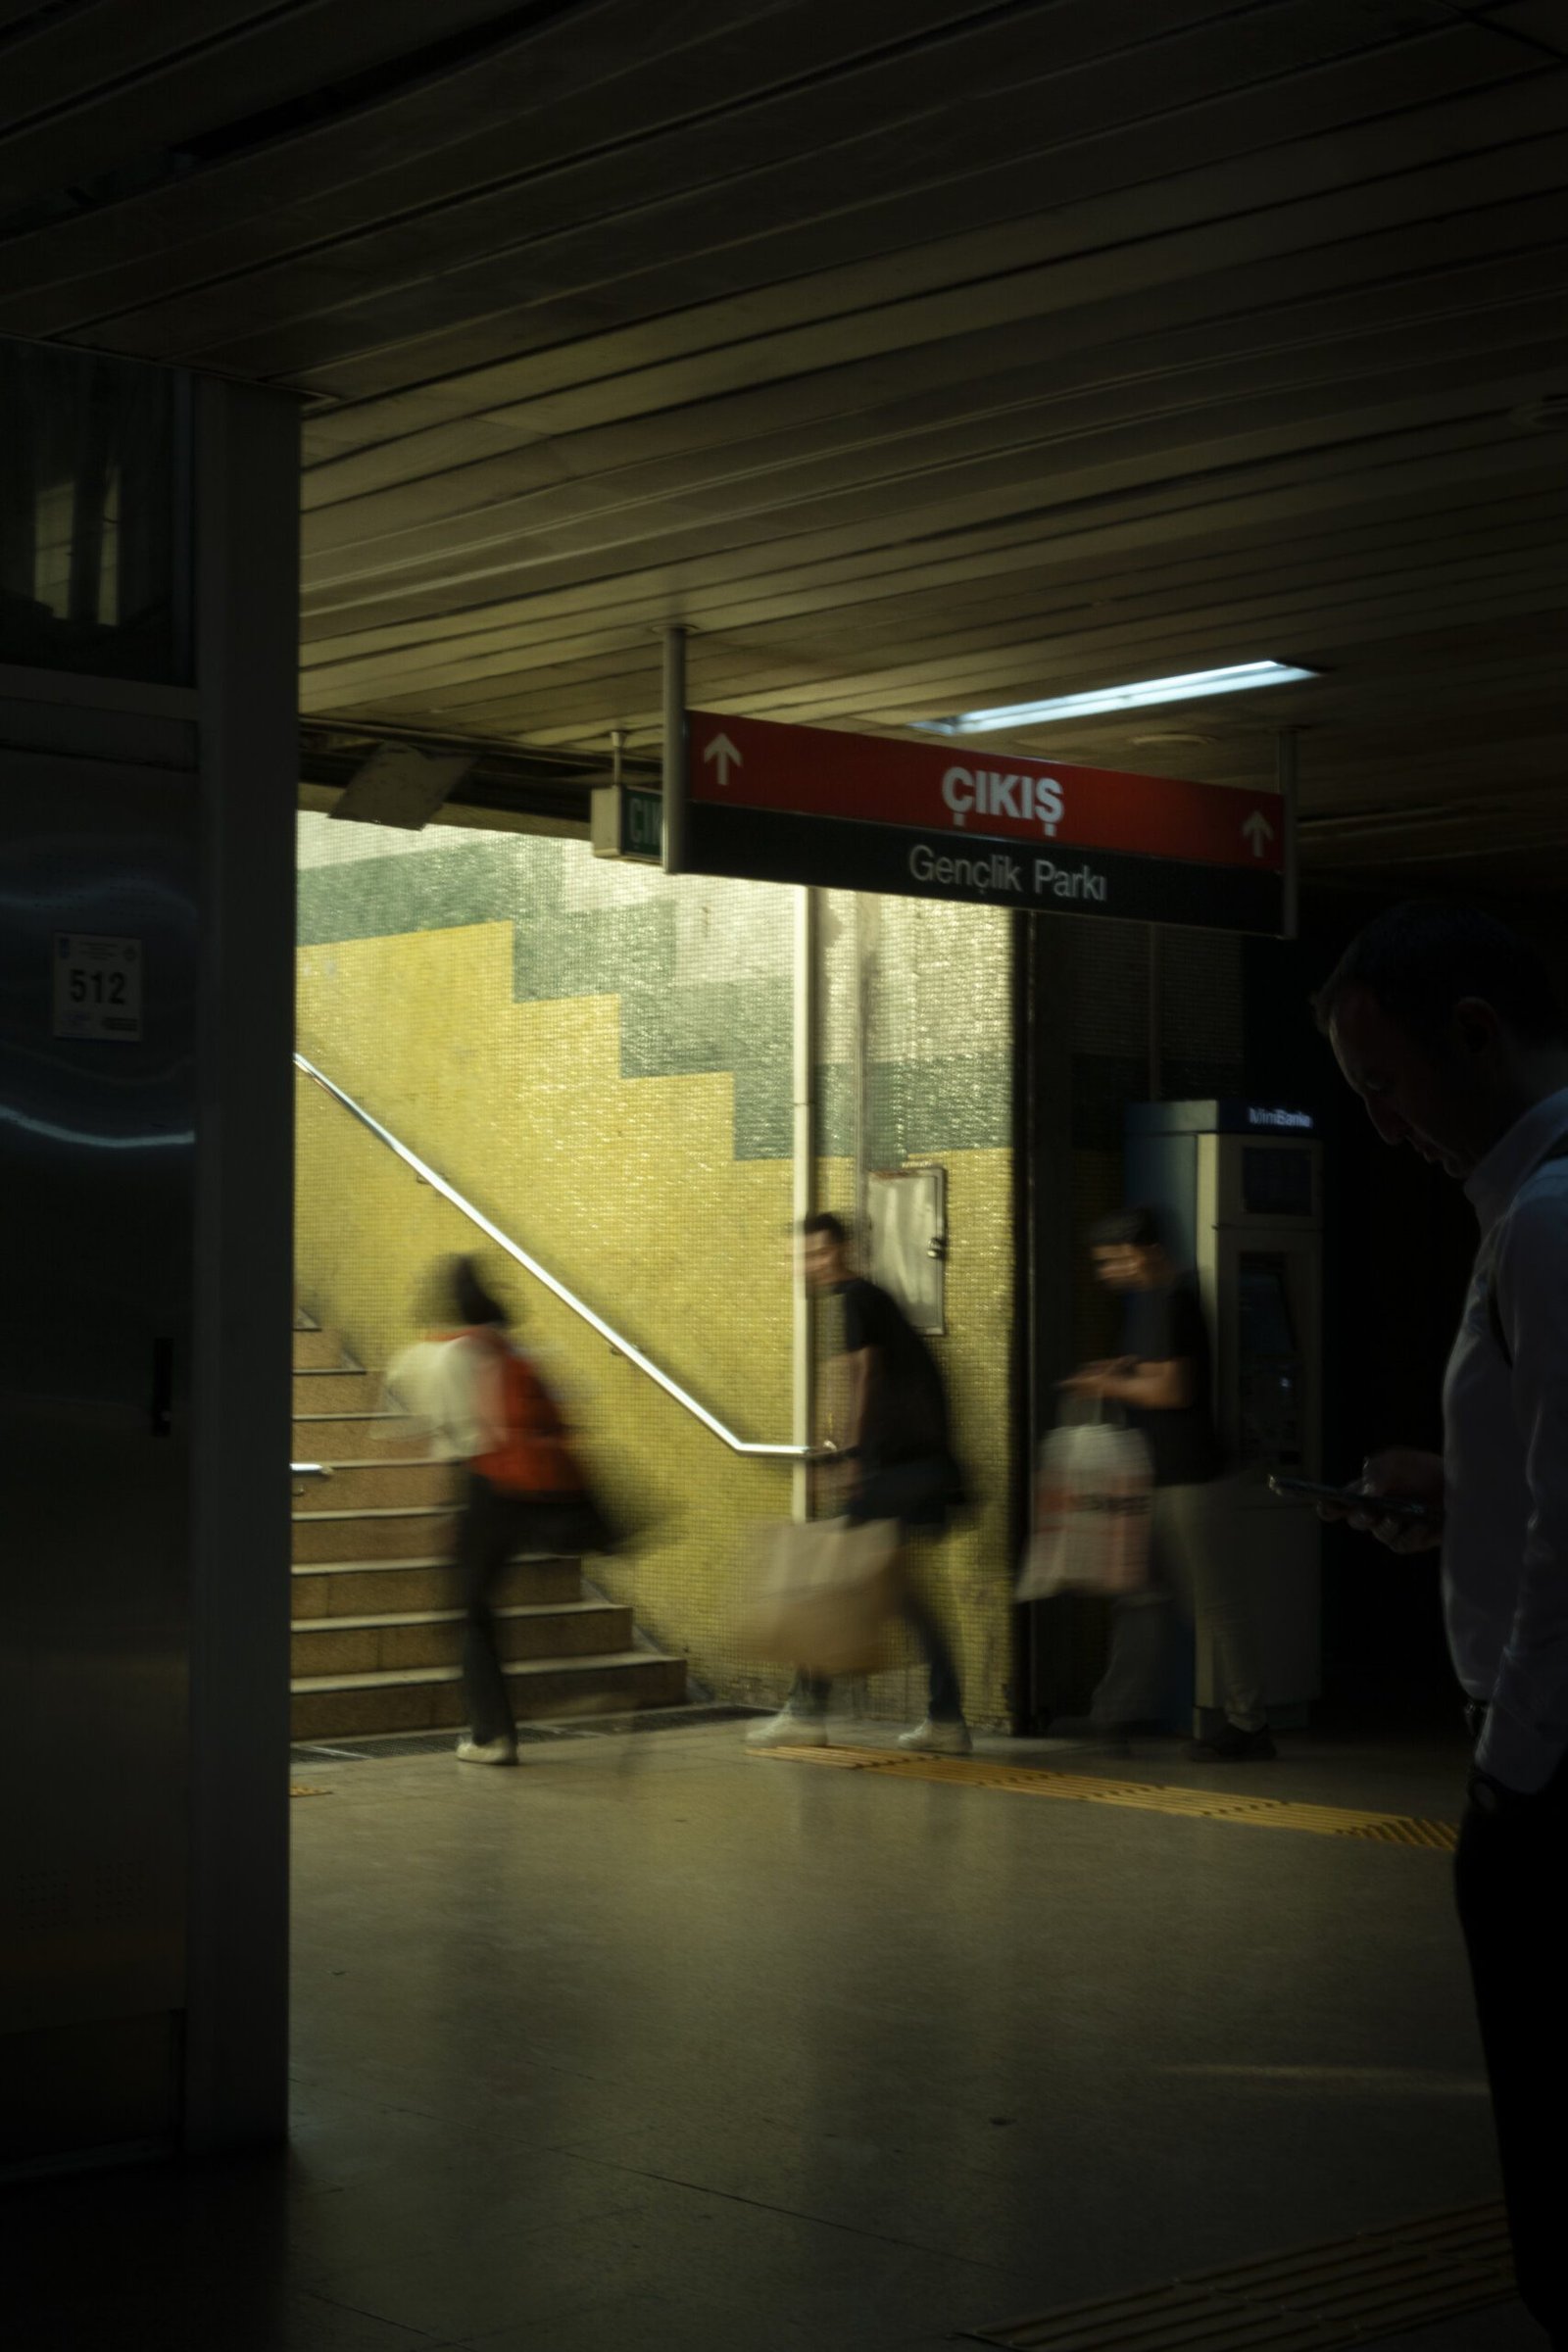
left=1088, top=1205, right=1163, bottom=1250
left=1313, top=903, right=1567, bottom=1054
left=801, top=1211, right=850, bottom=1248
left=450, top=1253, right=508, bottom=1328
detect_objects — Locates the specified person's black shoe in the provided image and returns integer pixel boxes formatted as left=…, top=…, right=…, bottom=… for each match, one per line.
left=1183, top=1724, right=1277, bottom=1762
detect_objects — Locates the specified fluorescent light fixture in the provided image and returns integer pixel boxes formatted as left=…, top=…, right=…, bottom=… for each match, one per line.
left=913, top=661, right=1317, bottom=734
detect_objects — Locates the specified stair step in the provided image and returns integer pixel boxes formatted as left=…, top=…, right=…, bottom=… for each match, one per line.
left=289, top=1649, right=687, bottom=1740
left=291, top=1599, right=634, bottom=1678
left=291, top=1554, right=582, bottom=1616
left=295, top=1368, right=376, bottom=1412
left=290, top=1458, right=457, bottom=1511
left=293, top=1504, right=456, bottom=1564
left=292, top=1410, right=422, bottom=1460
left=293, top=1327, right=356, bottom=1371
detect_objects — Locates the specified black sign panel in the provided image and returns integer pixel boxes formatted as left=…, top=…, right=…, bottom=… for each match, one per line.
left=687, top=804, right=1282, bottom=934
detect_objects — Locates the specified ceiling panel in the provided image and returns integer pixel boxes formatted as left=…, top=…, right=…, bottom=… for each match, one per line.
left=0, top=0, right=1564, bottom=890
left=132, top=4, right=1508, bottom=377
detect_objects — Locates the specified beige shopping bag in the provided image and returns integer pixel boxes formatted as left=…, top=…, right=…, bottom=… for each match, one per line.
left=738, top=1516, right=903, bottom=1676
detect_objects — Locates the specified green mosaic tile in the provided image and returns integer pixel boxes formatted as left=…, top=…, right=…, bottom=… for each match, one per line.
left=514, top=901, right=674, bottom=1004
left=815, top=1063, right=854, bottom=1162
left=867, top=1054, right=1012, bottom=1158
left=297, top=837, right=543, bottom=945
left=811, top=1058, right=1010, bottom=1161
left=299, top=827, right=1014, bottom=1162
left=620, top=976, right=790, bottom=1082
left=733, top=1061, right=794, bottom=1161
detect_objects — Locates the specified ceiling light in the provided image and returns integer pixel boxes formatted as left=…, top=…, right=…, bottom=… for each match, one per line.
left=912, top=662, right=1317, bottom=733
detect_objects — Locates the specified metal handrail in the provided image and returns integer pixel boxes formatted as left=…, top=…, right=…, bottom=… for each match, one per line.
left=294, top=1052, right=811, bottom=1460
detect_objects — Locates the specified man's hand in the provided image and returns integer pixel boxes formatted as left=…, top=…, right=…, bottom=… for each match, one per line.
left=1322, top=1446, right=1445, bottom=1553
left=1058, top=1357, right=1135, bottom=1399
left=810, top=1450, right=856, bottom=1513
left=1060, top=1355, right=1191, bottom=1411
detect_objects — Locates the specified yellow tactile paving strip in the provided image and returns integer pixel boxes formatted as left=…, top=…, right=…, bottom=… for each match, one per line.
left=969, top=2200, right=1512, bottom=2349
left=752, top=1746, right=1459, bottom=1851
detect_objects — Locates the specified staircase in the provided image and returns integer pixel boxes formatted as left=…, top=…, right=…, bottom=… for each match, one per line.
left=291, top=1312, right=687, bottom=1740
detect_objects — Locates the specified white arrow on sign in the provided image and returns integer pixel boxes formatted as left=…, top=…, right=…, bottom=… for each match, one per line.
left=703, top=732, right=742, bottom=788
left=1242, top=810, right=1275, bottom=858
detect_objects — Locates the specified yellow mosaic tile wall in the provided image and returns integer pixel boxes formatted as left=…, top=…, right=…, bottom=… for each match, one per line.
left=295, top=844, right=1018, bottom=1726
left=297, top=920, right=798, bottom=1707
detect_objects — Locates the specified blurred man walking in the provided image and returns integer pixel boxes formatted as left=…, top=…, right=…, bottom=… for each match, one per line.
left=748, top=1213, right=971, bottom=1753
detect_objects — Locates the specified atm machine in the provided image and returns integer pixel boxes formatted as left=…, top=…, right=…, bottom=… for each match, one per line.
left=1124, top=1100, right=1323, bottom=1728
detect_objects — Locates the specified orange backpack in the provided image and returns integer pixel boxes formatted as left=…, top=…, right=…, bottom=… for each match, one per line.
left=462, top=1327, right=586, bottom=1497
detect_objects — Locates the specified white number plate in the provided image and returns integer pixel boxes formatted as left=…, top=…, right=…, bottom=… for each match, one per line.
left=53, top=933, right=144, bottom=1042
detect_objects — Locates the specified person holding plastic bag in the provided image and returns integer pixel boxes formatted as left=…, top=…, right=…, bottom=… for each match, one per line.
left=746, top=1213, right=971, bottom=1754
left=1052, top=1206, right=1273, bottom=1762
left=388, top=1255, right=616, bottom=1767
left=1018, top=1396, right=1152, bottom=1601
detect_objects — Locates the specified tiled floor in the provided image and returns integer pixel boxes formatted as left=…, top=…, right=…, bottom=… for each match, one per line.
left=7, top=1721, right=1546, bottom=2350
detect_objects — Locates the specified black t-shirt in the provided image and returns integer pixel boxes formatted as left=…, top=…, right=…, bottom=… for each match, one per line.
left=1120, top=1270, right=1222, bottom=1487
left=837, top=1277, right=951, bottom=1469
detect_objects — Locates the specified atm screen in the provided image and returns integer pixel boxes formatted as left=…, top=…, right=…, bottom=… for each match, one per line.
left=1239, top=1254, right=1297, bottom=1358
left=1243, top=1146, right=1313, bottom=1218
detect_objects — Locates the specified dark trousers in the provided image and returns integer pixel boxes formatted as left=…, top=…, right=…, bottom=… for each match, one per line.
left=1091, top=1477, right=1265, bottom=1734
left=1454, top=1737, right=1568, bottom=2343
left=455, top=1470, right=534, bottom=1745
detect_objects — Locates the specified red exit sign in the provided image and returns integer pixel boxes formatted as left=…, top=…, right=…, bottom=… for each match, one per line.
left=687, top=710, right=1282, bottom=873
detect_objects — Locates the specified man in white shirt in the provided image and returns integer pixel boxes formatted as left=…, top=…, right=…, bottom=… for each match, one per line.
left=1316, top=902, right=1568, bottom=2351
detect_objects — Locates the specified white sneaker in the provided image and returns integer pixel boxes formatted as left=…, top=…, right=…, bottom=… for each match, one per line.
left=456, top=1736, right=516, bottom=1765
left=898, top=1718, right=972, bottom=1755
left=745, top=1709, right=828, bottom=1749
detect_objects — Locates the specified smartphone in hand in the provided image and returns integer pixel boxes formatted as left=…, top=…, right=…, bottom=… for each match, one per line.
left=1267, top=1475, right=1438, bottom=1527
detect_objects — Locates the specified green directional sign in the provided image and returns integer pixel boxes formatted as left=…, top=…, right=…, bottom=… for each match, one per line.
left=590, top=784, right=663, bottom=864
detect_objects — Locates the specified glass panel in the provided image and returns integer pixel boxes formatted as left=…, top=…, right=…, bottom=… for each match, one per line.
left=1237, top=1249, right=1303, bottom=1467
left=1239, top=1252, right=1297, bottom=1357
left=0, top=337, right=185, bottom=683
left=1242, top=1144, right=1312, bottom=1217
